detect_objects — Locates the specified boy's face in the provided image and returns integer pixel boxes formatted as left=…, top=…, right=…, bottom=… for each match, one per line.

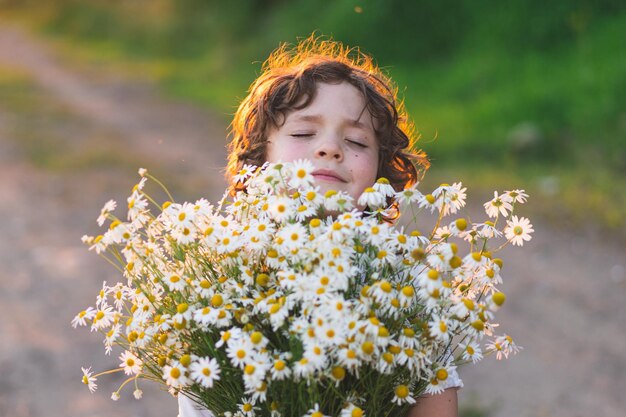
left=266, top=82, right=379, bottom=202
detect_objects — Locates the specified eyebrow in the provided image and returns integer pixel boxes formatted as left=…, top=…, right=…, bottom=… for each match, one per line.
left=290, top=114, right=372, bottom=131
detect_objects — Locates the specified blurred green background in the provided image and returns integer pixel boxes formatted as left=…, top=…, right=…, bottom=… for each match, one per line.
left=5, top=0, right=626, bottom=237
left=1, top=2, right=625, bottom=417
left=3, top=0, right=626, bottom=236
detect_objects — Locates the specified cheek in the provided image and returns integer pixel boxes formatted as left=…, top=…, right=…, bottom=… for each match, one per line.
left=351, top=152, right=379, bottom=181
left=267, top=137, right=309, bottom=163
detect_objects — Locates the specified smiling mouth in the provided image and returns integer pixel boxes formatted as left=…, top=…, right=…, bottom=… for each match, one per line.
left=312, top=169, right=347, bottom=183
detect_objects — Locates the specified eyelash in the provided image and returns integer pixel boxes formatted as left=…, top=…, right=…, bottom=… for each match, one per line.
left=347, top=139, right=367, bottom=148
left=290, top=134, right=367, bottom=148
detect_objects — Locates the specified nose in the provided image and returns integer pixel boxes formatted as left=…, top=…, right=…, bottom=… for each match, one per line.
left=315, top=136, right=343, bottom=161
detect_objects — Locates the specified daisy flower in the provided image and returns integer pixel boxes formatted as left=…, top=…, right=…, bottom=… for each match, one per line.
left=227, top=339, right=253, bottom=368
left=368, top=280, right=395, bottom=304
left=460, top=341, right=483, bottom=363
left=487, top=334, right=522, bottom=359
left=288, top=159, right=315, bottom=189
left=418, top=192, right=440, bottom=213
left=357, top=187, right=386, bottom=209
left=324, top=190, right=354, bottom=212
left=294, top=201, right=317, bottom=222
left=270, top=358, right=292, bottom=381
left=300, top=187, right=324, bottom=209
left=119, top=350, right=143, bottom=375
left=391, top=384, right=416, bottom=405
left=81, top=367, right=98, bottom=393
left=428, top=315, right=452, bottom=342
left=97, top=199, right=117, bottom=226
left=371, top=245, right=397, bottom=268
left=372, top=177, right=395, bottom=197
left=424, top=366, right=456, bottom=395
left=504, top=216, right=534, bottom=246
left=190, top=357, right=221, bottom=388
left=433, top=182, right=467, bottom=215
left=126, top=185, right=148, bottom=221
left=293, top=357, right=315, bottom=379
left=163, top=272, right=187, bottom=291
left=340, top=404, right=365, bottom=417
left=246, top=379, right=269, bottom=403
left=506, top=188, right=528, bottom=203
left=104, top=323, right=121, bottom=354
left=172, top=225, right=197, bottom=244
left=103, top=220, right=135, bottom=244
left=474, top=221, right=502, bottom=239
left=304, top=403, right=330, bottom=417
left=162, top=363, right=190, bottom=388
left=233, top=164, right=257, bottom=184
left=276, top=223, right=308, bottom=252
left=337, top=348, right=361, bottom=370
left=433, top=225, right=454, bottom=241
left=395, top=184, right=423, bottom=205
left=71, top=307, right=96, bottom=328
left=90, top=305, right=115, bottom=331
left=445, top=182, right=467, bottom=214
left=268, top=196, right=294, bottom=223
left=237, top=398, right=258, bottom=417
left=483, top=191, right=513, bottom=218
left=303, top=344, right=328, bottom=371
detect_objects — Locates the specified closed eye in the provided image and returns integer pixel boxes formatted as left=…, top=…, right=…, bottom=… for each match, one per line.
left=346, top=139, right=367, bottom=148
left=290, top=133, right=314, bottom=138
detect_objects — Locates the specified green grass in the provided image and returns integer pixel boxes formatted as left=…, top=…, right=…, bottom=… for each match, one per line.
left=396, top=13, right=626, bottom=168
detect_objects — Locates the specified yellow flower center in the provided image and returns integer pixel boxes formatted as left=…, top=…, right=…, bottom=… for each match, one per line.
left=274, top=360, right=286, bottom=371
left=395, top=385, right=409, bottom=398
left=492, top=292, right=506, bottom=306
left=211, top=294, right=223, bottom=307
left=351, top=407, right=364, bottom=417
left=362, top=342, right=374, bottom=355
left=331, top=366, right=345, bottom=380
left=401, top=286, right=414, bottom=297
left=250, top=331, right=263, bottom=344
left=380, top=281, right=392, bottom=292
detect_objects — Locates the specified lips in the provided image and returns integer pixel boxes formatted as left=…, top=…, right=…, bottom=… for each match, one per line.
left=312, top=169, right=347, bottom=183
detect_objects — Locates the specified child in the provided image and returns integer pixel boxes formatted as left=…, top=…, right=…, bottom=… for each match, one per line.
left=179, top=35, right=461, bottom=417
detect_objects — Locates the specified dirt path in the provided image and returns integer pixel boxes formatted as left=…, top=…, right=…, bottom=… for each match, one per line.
left=0, top=24, right=624, bottom=417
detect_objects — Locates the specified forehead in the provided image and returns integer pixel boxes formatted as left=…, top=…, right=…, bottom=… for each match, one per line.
left=285, top=82, right=374, bottom=129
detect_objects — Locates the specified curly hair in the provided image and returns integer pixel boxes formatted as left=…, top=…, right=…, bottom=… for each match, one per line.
left=226, top=34, right=429, bottom=193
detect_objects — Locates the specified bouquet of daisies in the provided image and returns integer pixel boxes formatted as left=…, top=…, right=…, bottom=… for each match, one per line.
left=75, top=161, right=533, bottom=417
